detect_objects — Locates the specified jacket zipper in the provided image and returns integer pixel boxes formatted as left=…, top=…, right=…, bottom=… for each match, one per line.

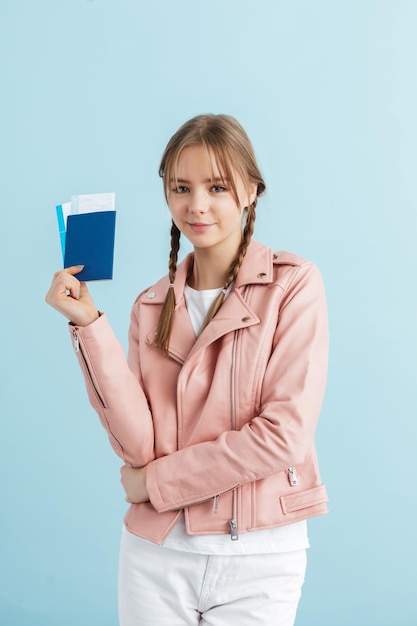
left=168, top=353, right=185, bottom=366
left=288, top=466, right=299, bottom=486
left=226, top=286, right=252, bottom=540
left=212, top=495, right=219, bottom=513
left=227, top=307, right=244, bottom=540
left=72, top=329, right=107, bottom=409
left=228, top=518, right=238, bottom=541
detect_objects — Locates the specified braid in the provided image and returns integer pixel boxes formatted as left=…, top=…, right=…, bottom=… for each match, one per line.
left=168, top=221, right=180, bottom=283
left=198, top=201, right=257, bottom=335
left=225, top=201, right=256, bottom=288
left=152, top=221, right=181, bottom=353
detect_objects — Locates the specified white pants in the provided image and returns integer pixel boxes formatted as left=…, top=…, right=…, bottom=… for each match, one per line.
left=118, top=530, right=307, bottom=626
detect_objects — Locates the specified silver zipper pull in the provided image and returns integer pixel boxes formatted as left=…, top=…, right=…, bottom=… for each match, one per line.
left=72, top=329, right=79, bottom=353
left=212, top=495, right=219, bottom=514
left=288, top=466, right=299, bottom=486
left=228, top=519, right=239, bottom=541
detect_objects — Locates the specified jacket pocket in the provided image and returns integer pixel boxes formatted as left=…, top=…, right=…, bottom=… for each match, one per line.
left=280, top=484, right=328, bottom=515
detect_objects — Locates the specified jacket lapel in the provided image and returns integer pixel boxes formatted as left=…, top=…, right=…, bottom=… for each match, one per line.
left=171, top=240, right=273, bottom=362
left=141, top=240, right=274, bottom=364
left=184, top=287, right=260, bottom=362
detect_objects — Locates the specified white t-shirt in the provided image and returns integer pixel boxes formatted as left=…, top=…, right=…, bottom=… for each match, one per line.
left=157, top=284, right=309, bottom=554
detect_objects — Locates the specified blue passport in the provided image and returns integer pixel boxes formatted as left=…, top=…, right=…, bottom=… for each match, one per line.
left=63, top=210, right=116, bottom=281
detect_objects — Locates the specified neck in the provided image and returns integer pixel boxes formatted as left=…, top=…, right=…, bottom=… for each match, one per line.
left=189, top=244, right=239, bottom=290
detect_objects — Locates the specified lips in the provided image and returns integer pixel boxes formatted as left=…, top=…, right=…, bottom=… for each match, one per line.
left=188, top=223, right=213, bottom=233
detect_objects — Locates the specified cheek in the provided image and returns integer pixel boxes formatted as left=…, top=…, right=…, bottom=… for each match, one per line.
left=224, top=208, right=245, bottom=232
left=167, top=202, right=184, bottom=230
left=167, top=197, right=182, bottom=216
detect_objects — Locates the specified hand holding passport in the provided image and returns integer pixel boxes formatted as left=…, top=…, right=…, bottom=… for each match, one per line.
left=56, top=193, right=116, bottom=282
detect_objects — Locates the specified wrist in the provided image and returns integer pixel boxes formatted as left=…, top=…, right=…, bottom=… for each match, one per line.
left=69, top=311, right=101, bottom=327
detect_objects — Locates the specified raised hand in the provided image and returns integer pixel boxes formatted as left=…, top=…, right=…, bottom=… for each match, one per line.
left=45, top=265, right=99, bottom=327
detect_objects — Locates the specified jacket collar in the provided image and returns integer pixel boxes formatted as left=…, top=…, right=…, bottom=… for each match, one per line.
left=141, top=240, right=274, bottom=363
left=142, top=239, right=274, bottom=306
left=234, top=239, right=274, bottom=288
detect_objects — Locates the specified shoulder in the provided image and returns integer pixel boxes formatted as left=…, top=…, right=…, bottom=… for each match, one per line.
left=131, top=252, right=194, bottom=311
left=248, top=239, right=312, bottom=269
left=132, top=276, right=170, bottom=309
left=270, top=249, right=324, bottom=295
left=272, top=250, right=312, bottom=267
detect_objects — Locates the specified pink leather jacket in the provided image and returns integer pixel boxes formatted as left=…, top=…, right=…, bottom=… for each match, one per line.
left=71, top=239, right=329, bottom=544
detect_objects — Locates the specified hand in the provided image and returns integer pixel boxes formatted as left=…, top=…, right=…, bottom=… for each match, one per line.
left=45, top=266, right=99, bottom=327
left=120, top=465, right=149, bottom=503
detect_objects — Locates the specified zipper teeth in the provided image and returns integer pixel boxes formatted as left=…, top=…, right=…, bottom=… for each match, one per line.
left=229, top=328, right=238, bottom=539
left=228, top=287, right=251, bottom=541
left=230, top=286, right=250, bottom=428
left=72, top=329, right=107, bottom=409
left=231, top=490, right=238, bottom=539
left=230, top=331, right=238, bottom=431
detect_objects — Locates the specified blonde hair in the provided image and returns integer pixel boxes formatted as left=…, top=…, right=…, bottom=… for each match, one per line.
left=153, top=114, right=266, bottom=353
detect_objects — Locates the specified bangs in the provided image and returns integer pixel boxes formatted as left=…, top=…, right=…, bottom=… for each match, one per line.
left=165, top=138, right=251, bottom=207
left=207, top=141, right=252, bottom=207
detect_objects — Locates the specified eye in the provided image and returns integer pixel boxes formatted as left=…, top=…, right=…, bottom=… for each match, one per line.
left=172, top=185, right=189, bottom=193
left=210, top=185, right=227, bottom=193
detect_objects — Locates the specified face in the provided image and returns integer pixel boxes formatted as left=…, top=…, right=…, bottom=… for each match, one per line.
left=167, top=145, right=257, bottom=256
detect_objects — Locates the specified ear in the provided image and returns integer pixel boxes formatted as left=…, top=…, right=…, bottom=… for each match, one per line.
left=248, top=182, right=258, bottom=206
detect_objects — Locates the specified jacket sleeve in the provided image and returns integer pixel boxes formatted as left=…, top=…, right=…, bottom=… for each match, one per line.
left=71, top=312, right=155, bottom=467
left=145, top=262, right=328, bottom=513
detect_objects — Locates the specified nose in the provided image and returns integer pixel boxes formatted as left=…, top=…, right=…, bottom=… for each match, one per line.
left=188, top=189, right=209, bottom=214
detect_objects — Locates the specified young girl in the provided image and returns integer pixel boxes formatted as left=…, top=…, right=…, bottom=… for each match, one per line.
left=46, top=114, right=329, bottom=626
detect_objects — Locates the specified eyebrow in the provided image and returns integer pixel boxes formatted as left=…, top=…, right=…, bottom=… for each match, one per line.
left=170, top=176, right=230, bottom=184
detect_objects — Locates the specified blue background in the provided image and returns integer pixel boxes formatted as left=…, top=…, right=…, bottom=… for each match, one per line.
left=1, top=1, right=416, bottom=624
